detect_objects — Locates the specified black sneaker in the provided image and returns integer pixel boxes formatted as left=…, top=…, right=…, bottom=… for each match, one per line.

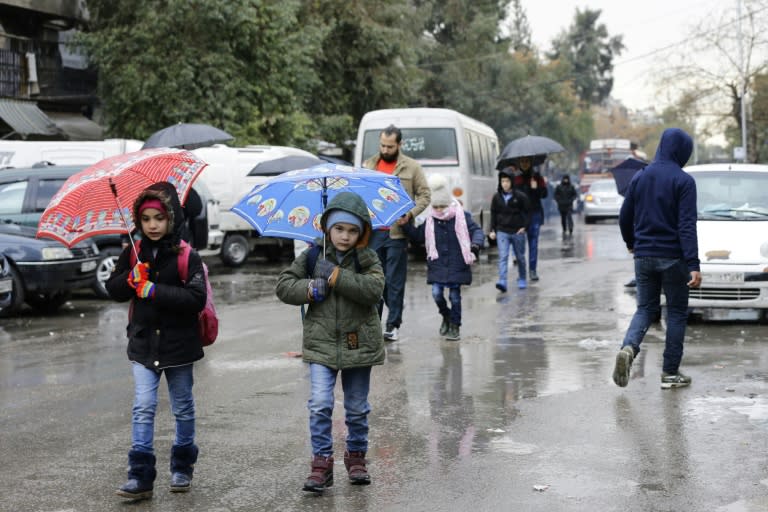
left=612, top=346, right=634, bottom=387
left=444, top=324, right=460, bottom=341
left=439, top=317, right=450, bottom=336
left=661, top=372, right=691, bottom=389
left=530, top=270, right=539, bottom=281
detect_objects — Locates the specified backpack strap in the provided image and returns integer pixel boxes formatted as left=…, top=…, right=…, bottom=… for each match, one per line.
left=305, top=244, right=322, bottom=278
left=177, top=240, right=191, bottom=283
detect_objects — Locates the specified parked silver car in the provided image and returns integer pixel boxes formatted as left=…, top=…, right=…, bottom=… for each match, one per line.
left=583, top=179, right=623, bottom=224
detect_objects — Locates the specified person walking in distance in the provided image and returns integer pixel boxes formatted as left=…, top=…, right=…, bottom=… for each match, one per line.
left=490, top=168, right=531, bottom=292
left=106, top=183, right=207, bottom=500
left=275, top=192, right=385, bottom=492
left=401, top=175, right=484, bottom=340
left=554, top=174, right=578, bottom=240
left=512, top=156, right=548, bottom=281
left=363, top=124, right=431, bottom=342
left=612, top=128, right=702, bottom=389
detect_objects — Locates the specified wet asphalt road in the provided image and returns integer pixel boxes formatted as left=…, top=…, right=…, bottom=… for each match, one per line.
left=1, top=217, right=767, bottom=512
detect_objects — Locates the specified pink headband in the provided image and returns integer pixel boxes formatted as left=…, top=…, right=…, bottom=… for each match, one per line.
left=138, top=199, right=166, bottom=215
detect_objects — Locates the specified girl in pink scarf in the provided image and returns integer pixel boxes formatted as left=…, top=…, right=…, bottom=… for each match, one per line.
left=401, top=175, right=484, bottom=340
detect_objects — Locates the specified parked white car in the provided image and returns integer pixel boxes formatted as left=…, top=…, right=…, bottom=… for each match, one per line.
left=687, top=163, right=768, bottom=322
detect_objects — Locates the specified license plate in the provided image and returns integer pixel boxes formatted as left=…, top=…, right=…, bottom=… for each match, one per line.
left=703, top=272, right=744, bottom=284
left=81, top=260, right=97, bottom=272
left=0, top=278, right=12, bottom=294
left=708, top=309, right=761, bottom=321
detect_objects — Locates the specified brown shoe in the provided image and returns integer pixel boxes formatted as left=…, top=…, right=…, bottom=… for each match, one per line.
left=303, top=455, right=334, bottom=492
left=344, top=451, right=370, bottom=485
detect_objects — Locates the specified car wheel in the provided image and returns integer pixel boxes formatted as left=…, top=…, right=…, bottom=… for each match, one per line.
left=584, top=216, right=595, bottom=224
left=92, top=247, right=122, bottom=299
left=0, top=264, right=25, bottom=318
left=25, top=290, right=71, bottom=314
left=220, top=233, right=249, bottom=267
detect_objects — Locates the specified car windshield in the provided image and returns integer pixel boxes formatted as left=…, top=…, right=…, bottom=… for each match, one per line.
left=362, top=128, right=459, bottom=166
left=691, top=170, right=768, bottom=220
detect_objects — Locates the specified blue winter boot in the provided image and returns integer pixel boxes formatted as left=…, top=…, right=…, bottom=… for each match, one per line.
left=116, top=450, right=156, bottom=500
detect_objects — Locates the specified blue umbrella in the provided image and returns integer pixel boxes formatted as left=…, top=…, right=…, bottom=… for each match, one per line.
left=610, top=157, right=647, bottom=196
left=231, top=163, right=415, bottom=242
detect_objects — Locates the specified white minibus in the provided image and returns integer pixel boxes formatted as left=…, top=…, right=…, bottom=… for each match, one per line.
left=354, top=108, right=499, bottom=234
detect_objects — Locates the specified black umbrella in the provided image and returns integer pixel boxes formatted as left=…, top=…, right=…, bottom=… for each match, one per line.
left=610, top=157, right=647, bottom=196
left=142, top=123, right=234, bottom=150
left=246, top=155, right=325, bottom=177
left=496, top=135, right=565, bottom=170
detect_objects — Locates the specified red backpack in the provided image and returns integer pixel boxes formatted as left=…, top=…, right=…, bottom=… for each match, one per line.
left=129, top=240, right=219, bottom=346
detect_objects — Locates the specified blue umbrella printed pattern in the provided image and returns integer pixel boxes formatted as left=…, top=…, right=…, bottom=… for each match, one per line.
left=231, top=163, right=415, bottom=242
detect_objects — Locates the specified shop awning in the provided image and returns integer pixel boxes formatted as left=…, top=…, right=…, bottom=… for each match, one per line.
left=45, top=111, right=104, bottom=140
left=0, top=99, right=60, bottom=137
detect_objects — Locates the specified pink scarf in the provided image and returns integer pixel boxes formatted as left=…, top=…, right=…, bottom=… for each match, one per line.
left=425, top=203, right=476, bottom=265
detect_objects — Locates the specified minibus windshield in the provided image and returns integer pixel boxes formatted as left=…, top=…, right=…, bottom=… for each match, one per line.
left=362, top=128, right=459, bottom=166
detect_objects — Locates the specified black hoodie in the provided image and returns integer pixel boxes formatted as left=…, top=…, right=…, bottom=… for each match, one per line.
left=491, top=168, right=531, bottom=234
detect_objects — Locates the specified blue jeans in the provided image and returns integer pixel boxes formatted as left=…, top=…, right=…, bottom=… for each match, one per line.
left=369, top=231, right=408, bottom=328
left=432, top=283, right=462, bottom=325
left=527, top=210, right=543, bottom=272
left=621, top=257, right=690, bottom=374
left=131, top=362, right=195, bottom=454
left=496, top=231, right=526, bottom=285
left=308, top=363, right=372, bottom=456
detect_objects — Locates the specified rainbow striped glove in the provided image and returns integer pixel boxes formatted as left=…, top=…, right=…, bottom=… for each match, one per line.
left=135, top=280, right=156, bottom=299
left=127, top=262, right=150, bottom=289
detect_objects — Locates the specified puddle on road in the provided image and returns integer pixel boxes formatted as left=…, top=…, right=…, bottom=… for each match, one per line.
left=687, top=395, right=768, bottom=429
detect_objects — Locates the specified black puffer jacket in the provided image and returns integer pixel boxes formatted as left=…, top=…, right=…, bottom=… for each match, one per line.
left=106, top=184, right=206, bottom=371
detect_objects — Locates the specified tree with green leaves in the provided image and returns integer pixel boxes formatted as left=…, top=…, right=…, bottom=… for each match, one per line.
left=548, top=8, right=624, bottom=106
left=79, top=0, right=317, bottom=145
left=295, top=0, right=428, bottom=150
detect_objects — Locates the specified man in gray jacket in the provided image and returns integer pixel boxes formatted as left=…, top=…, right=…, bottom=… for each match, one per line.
left=363, top=125, right=431, bottom=341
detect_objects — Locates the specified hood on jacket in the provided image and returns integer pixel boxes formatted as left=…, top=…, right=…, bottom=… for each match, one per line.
left=560, top=174, right=572, bottom=184
left=498, top=167, right=519, bottom=193
left=132, top=181, right=185, bottom=245
left=320, top=191, right=372, bottom=248
left=653, top=128, right=693, bottom=167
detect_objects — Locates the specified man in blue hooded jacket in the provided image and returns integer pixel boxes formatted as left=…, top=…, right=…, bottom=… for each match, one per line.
left=612, top=128, right=702, bottom=389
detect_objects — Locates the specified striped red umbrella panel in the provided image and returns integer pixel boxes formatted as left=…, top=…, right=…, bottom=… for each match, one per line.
left=37, top=148, right=207, bottom=246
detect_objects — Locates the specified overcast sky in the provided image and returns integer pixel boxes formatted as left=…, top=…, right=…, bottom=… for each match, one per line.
left=523, top=0, right=726, bottom=111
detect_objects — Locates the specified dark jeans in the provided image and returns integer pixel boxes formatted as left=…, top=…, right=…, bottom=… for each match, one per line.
left=621, top=257, right=690, bottom=374
left=432, top=283, right=462, bottom=325
left=369, top=230, right=408, bottom=328
left=559, top=207, right=574, bottom=233
left=527, top=210, right=543, bottom=272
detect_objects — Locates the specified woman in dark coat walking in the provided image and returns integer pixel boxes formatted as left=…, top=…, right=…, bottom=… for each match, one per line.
left=402, top=175, right=484, bottom=340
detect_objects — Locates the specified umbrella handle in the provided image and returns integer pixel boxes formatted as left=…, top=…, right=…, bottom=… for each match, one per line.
left=109, top=178, right=142, bottom=264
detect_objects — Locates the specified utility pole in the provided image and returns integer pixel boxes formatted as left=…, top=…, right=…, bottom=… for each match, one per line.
left=737, top=0, right=748, bottom=162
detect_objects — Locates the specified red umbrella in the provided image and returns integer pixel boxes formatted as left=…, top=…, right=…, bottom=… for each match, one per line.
left=36, top=148, right=207, bottom=248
